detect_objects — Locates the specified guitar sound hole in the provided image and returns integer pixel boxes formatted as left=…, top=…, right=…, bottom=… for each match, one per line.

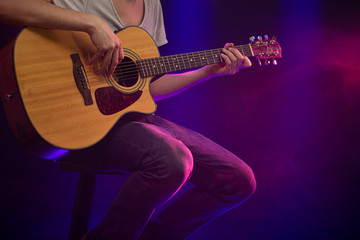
left=113, top=57, right=138, bottom=87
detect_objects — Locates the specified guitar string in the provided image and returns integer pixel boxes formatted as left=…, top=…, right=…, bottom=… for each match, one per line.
left=110, top=44, right=252, bottom=65
left=108, top=45, right=253, bottom=71
left=110, top=48, right=254, bottom=76
left=90, top=46, right=255, bottom=82
left=92, top=43, right=274, bottom=76
left=109, top=54, right=255, bottom=81
left=90, top=43, right=277, bottom=84
left=108, top=57, right=249, bottom=86
left=115, top=48, right=253, bottom=70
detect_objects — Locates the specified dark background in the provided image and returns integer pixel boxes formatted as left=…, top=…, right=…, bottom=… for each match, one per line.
left=1, top=0, right=360, bottom=239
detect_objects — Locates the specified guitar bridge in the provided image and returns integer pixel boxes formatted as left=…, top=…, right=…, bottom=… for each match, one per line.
left=70, top=54, right=93, bottom=106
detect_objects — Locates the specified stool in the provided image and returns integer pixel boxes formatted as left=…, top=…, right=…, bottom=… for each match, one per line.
left=54, top=153, right=124, bottom=240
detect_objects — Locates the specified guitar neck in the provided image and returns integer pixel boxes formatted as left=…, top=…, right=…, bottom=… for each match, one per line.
left=138, top=44, right=254, bottom=77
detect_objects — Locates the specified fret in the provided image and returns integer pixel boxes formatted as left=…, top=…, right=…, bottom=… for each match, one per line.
left=142, top=59, right=151, bottom=77
left=149, top=58, right=155, bottom=76
left=246, top=44, right=254, bottom=56
left=210, top=50, right=218, bottom=64
left=181, top=55, right=186, bottom=70
left=152, top=58, right=158, bottom=75
left=172, top=55, right=180, bottom=71
left=174, top=56, right=180, bottom=71
left=155, top=58, right=161, bottom=75
left=199, top=51, right=207, bottom=66
left=142, top=61, right=147, bottom=78
left=144, top=58, right=151, bottom=76
left=141, top=59, right=146, bottom=77
left=235, top=44, right=253, bottom=57
left=162, top=57, right=168, bottom=74
left=189, top=52, right=195, bottom=68
left=150, top=58, right=159, bottom=75
left=174, top=55, right=181, bottom=71
left=158, top=57, right=166, bottom=75
left=190, top=52, right=196, bottom=68
left=212, top=49, right=223, bottom=63
left=239, top=45, right=245, bottom=55
left=168, top=56, right=174, bottom=72
left=137, top=60, right=145, bottom=78
left=193, top=52, right=199, bottom=67
left=164, top=56, right=172, bottom=73
left=183, top=54, right=190, bottom=70
left=180, top=54, right=187, bottom=70
left=203, top=51, right=209, bottom=65
left=184, top=54, right=191, bottom=69
left=174, top=57, right=179, bottom=71
left=209, top=50, right=216, bottom=64
left=204, top=51, right=210, bottom=65
left=190, top=53, right=196, bottom=68
left=152, top=58, right=159, bottom=75
left=195, top=52, right=201, bottom=66
left=194, top=52, right=201, bottom=67
left=154, top=58, right=162, bottom=75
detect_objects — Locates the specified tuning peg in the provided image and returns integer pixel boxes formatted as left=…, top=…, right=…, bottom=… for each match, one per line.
left=264, top=35, right=269, bottom=40
left=249, top=36, right=255, bottom=43
left=272, top=59, right=277, bottom=65
left=257, top=58, right=262, bottom=66
left=257, top=36, right=262, bottom=41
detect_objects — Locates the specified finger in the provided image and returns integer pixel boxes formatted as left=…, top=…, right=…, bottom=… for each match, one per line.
left=224, top=42, right=234, bottom=49
left=108, top=42, right=125, bottom=77
left=89, top=50, right=104, bottom=66
left=227, top=48, right=244, bottom=71
left=106, top=50, right=118, bottom=77
left=106, top=42, right=124, bottom=77
left=220, top=53, right=233, bottom=73
left=227, top=47, right=243, bottom=62
left=118, top=43, right=124, bottom=63
left=222, top=48, right=238, bottom=64
left=222, top=48, right=238, bottom=74
left=89, top=51, right=106, bottom=75
left=243, top=56, right=252, bottom=67
left=99, top=50, right=113, bottom=76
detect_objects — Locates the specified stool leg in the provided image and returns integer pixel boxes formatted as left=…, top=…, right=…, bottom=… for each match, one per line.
left=68, top=172, right=96, bottom=240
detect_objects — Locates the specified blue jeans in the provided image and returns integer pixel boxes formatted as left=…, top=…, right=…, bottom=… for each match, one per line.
left=71, top=114, right=256, bottom=240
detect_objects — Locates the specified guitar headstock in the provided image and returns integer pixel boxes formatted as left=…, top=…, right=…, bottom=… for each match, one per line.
left=250, top=35, right=282, bottom=66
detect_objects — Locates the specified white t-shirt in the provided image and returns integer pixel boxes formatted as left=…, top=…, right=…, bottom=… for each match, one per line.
left=52, top=0, right=168, bottom=46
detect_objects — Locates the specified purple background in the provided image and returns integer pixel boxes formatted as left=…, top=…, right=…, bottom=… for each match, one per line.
left=1, top=0, right=360, bottom=239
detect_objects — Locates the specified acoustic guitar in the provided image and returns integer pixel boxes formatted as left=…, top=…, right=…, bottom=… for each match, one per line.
left=0, top=26, right=281, bottom=158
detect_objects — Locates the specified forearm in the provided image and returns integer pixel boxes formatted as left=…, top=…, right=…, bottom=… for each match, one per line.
left=0, top=0, right=99, bottom=34
left=0, top=0, right=121, bottom=76
left=150, top=66, right=213, bottom=101
left=150, top=43, right=252, bottom=101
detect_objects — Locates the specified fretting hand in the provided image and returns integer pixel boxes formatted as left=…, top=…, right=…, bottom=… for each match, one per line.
left=202, top=43, right=252, bottom=77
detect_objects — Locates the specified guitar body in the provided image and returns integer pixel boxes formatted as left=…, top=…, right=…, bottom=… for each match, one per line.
left=1, top=26, right=158, bottom=154
left=1, top=26, right=281, bottom=157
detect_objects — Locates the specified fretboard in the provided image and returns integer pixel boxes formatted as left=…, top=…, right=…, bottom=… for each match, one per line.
left=137, top=44, right=254, bottom=77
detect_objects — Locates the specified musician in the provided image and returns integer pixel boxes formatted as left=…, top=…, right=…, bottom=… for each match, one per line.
left=0, top=0, right=256, bottom=239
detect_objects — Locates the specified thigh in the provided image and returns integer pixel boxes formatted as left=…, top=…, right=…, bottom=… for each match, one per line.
left=146, top=115, right=254, bottom=195
left=70, top=117, right=186, bottom=174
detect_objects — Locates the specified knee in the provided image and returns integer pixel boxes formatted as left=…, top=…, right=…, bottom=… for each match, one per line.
left=218, top=163, right=256, bottom=204
left=164, top=140, right=194, bottom=184
left=233, top=164, right=256, bottom=202
left=239, top=165, right=257, bottom=200
left=144, top=139, right=194, bottom=187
